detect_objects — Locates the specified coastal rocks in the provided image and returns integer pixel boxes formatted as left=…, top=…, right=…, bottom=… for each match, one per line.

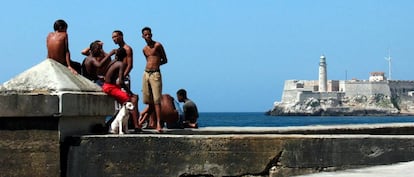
left=268, top=94, right=399, bottom=116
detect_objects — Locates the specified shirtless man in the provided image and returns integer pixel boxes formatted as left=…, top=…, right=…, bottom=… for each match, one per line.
left=102, top=59, right=140, bottom=132
left=138, top=27, right=168, bottom=132
left=81, top=40, right=106, bottom=57
left=82, top=41, right=115, bottom=84
left=46, top=19, right=80, bottom=74
left=112, top=30, right=133, bottom=88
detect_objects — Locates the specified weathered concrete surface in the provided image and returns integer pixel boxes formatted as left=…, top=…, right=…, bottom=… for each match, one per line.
left=296, top=161, right=414, bottom=177
left=0, top=58, right=102, bottom=93
left=67, top=124, right=414, bottom=177
left=0, top=59, right=115, bottom=177
left=0, top=117, right=60, bottom=177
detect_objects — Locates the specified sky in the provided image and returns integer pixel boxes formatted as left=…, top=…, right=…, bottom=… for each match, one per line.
left=1, top=0, right=414, bottom=112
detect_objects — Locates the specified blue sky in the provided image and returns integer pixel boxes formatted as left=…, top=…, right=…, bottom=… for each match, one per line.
left=1, top=1, right=414, bottom=112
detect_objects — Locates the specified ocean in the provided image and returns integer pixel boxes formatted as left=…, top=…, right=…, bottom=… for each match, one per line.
left=197, top=112, right=414, bottom=127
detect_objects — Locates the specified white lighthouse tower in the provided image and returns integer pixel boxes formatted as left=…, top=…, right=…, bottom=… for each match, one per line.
left=318, top=55, right=327, bottom=92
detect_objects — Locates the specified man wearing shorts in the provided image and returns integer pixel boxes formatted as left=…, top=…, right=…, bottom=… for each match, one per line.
left=138, top=27, right=168, bottom=132
left=102, top=59, right=140, bottom=132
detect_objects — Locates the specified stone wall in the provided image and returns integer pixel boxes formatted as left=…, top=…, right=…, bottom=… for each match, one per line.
left=0, top=117, right=60, bottom=177
left=66, top=124, right=414, bottom=177
left=0, top=59, right=115, bottom=177
left=344, top=80, right=391, bottom=97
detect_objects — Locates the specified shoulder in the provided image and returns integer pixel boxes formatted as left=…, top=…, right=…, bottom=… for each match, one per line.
left=184, top=100, right=197, bottom=107
left=124, top=44, right=133, bottom=51
left=155, top=42, right=163, bottom=47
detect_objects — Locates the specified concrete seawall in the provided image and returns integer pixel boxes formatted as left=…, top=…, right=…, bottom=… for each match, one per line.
left=67, top=124, right=414, bottom=177
left=3, top=59, right=414, bottom=177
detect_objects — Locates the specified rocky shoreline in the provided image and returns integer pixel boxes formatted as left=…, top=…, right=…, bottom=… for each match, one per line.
left=266, top=94, right=414, bottom=116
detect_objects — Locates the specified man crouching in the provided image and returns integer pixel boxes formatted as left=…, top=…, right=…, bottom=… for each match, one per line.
left=102, top=59, right=141, bottom=133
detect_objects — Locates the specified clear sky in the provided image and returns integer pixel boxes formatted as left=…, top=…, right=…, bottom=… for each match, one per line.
left=1, top=1, right=414, bottom=112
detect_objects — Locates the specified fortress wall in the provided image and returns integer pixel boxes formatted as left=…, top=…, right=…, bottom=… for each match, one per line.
left=281, top=90, right=300, bottom=103
left=389, top=81, right=414, bottom=97
left=297, top=92, right=344, bottom=103
left=319, top=92, right=344, bottom=100
left=283, top=80, right=300, bottom=90
left=297, top=91, right=320, bottom=102
left=282, top=80, right=319, bottom=103
left=327, top=80, right=340, bottom=92
left=283, top=80, right=317, bottom=91
left=345, top=81, right=391, bottom=97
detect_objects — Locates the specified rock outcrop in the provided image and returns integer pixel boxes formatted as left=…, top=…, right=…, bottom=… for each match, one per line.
left=268, top=94, right=401, bottom=116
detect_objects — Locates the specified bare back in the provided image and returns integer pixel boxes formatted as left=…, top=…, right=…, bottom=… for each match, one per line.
left=47, top=32, right=68, bottom=65
left=104, top=61, right=124, bottom=84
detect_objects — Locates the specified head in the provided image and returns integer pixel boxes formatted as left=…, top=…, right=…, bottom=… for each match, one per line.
left=94, top=40, right=104, bottom=46
left=116, top=47, right=127, bottom=61
left=112, top=30, right=124, bottom=45
left=90, top=41, right=103, bottom=57
left=53, top=19, right=68, bottom=32
left=125, top=102, right=134, bottom=111
left=176, top=89, right=187, bottom=103
left=141, top=27, right=152, bottom=42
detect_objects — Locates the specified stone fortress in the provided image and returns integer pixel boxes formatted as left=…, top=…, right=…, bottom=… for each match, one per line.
left=269, top=55, right=414, bottom=116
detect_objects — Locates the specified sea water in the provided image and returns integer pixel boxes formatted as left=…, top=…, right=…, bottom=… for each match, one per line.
left=197, top=112, right=414, bottom=127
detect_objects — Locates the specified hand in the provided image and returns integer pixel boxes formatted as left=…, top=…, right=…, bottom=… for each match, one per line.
left=68, top=66, right=78, bottom=75
left=110, top=49, right=117, bottom=56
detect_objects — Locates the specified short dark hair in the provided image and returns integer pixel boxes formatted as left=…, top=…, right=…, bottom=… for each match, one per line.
left=113, top=30, right=123, bottom=36
left=141, top=26, right=152, bottom=34
left=90, top=41, right=102, bottom=57
left=177, top=89, right=187, bottom=98
left=53, top=19, right=67, bottom=31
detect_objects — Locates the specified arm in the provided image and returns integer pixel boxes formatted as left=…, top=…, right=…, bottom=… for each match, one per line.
left=81, top=47, right=90, bottom=56
left=46, top=34, right=50, bottom=58
left=159, top=43, right=168, bottom=65
left=92, top=49, right=115, bottom=67
left=116, top=63, right=124, bottom=86
left=123, top=46, right=133, bottom=77
left=64, top=33, right=77, bottom=74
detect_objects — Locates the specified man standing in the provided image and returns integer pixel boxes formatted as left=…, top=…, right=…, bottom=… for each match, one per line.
left=139, top=27, right=168, bottom=132
left=176, top=89, right=199, bottom=128
left=46, top=19, right=81, bottom=74
left=112, top=30, right=133, bottom=88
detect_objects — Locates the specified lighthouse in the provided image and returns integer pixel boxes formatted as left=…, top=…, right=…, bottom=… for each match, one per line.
left=318, top=55, right=327, bottom=92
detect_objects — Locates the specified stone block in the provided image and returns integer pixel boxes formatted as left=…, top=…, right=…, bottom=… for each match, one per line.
left=0, top=118, right=60, bottom=177
left=60, top=92, right=114, bottom=117
left=0, top=94, right=59, bottom=117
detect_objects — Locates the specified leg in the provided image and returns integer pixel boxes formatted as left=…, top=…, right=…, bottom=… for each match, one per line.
left=129, top=94, right=140, bottom=130
left=119, top=118, right=124, bottom=134
left=138, top=105, right=153, bottom=126
left=154, top=103, right=162, bottom=132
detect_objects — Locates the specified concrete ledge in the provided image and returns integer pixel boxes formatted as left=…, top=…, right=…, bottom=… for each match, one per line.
left=59, top=92, right=114, bottom=116
left=66, top=124, right=414, bottom=177
left=160, top=123, right=414, bottom=135
left=0, top=94, right=59, bottom=117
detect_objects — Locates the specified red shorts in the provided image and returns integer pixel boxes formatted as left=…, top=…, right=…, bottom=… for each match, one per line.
left=102, top=83, right=130, bottom=104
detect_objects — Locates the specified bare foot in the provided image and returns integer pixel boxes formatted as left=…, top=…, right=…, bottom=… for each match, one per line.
left=156, top=126, right=163, bottom=133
